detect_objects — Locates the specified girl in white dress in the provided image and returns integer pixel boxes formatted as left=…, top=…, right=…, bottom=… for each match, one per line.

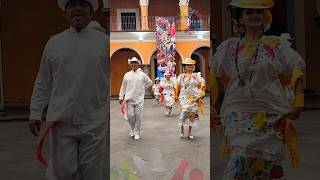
left=212, top=0, right=305, bottom=178
left=174, top=58, right=206, bottom=139
left=159, top=71, right=175, bottom=116
left=152, top=77, right=161, bottom=104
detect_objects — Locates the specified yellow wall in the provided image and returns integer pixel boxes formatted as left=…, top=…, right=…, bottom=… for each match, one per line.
left=111, top=42, right=157, bottom=64
left=176, top=41, right=210, bottom=59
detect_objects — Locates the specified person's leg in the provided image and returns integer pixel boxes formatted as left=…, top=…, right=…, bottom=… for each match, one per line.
left=46, top=123, right=80, bottom=180
left=188, top=126, right=192, bottom=135
left=78, top=123, right=107, bottom=180
left=188, top=126, right=194, bottom=139
left=126, top=103, right=136, bottom=134
left=179, top=111, right=187, bottom=137
left=180, top=126, right=184, bottom=137
left=133, top=103, right=143, bottom=139
left=169, top=106, right=172, bottom=116
left=165, top=106, right=169, bottom=116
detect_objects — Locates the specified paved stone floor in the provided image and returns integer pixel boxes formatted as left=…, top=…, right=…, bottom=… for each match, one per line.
left=1, top=97, right=320, bottom=179
left=110, top=97, right=210, bottom=180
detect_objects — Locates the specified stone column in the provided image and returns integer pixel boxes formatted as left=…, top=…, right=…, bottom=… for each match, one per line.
left=179, top=0, right=189, bottom=30
left=143, top=64, right=153, bottom=97
left=140, top=0, right=149, bottom=30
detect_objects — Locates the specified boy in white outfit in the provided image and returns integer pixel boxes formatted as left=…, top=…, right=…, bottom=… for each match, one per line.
left=119, top=57, right=153, bottom=140
left=28, top=0, right=109, bottom=180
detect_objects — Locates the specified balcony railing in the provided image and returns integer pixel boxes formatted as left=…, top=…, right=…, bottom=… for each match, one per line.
left=110, top=16, right=210, bottom=32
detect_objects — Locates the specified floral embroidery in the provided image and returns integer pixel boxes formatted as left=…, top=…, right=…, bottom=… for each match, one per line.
left=223, top=112, right=286, bottom=139
left=263, top=37, right=281, bottom=47
left=224, top=155, right=285, bottom=179
left=263, top=44, right=276, bottom=60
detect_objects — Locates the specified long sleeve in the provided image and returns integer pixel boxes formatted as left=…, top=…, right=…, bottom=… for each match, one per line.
left=119, top=74, right=127, bottom=100
left=29, top=44, right=53, bottom=120
left=144, top=74, right=153, bottom=88
left=212, top=38, right=234, bottom=78
left=277, top=41, right=306, bottom=74
left=277, top=38, right=306, bottom=108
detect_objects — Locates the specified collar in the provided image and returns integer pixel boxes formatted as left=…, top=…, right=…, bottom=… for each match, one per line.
left=68, top=23, right=91, bottom=34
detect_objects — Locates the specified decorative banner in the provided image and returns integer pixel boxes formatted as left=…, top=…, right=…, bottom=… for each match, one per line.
left=156, top=17, right=176, bottom=78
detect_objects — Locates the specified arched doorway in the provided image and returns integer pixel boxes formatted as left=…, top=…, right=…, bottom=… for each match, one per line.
left=190, top=52, right=203, bottom=74
left=110, top=48, right=142, bottom=96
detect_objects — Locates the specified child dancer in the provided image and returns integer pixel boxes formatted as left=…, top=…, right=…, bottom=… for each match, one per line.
left=160, top=71, right=175, bottom=116
left=152, top=77, right=161, bottom=104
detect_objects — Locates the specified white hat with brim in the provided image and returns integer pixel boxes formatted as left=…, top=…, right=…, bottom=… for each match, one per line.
left=128, top=57, right=142, bottom=65
left=164, top=71, right=171, bottom=76
left=230, top=0, right=274, bottom=9
left=58, top=0, right=99, bottom=12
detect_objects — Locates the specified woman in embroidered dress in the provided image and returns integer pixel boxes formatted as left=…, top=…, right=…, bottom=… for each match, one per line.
left=175, top=58, right=206, bottom=139
left=152, top=77, right=161, bottom=104
left=212, top=0, right=305, bottom=179
left=159, top=71, right=175, bottom=116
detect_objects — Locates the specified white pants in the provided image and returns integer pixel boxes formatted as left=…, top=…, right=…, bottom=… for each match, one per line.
left=46, top=122, right=107, bottom=180
left=126, top=102, right=143, bottom=135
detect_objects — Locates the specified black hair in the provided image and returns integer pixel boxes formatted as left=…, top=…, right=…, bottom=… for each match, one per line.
left=234, top=7, right=245, bottom=21
left=228, top=7, right=245, bottom=22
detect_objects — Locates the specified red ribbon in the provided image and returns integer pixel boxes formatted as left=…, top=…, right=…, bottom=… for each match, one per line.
left=36, top=122, right=55, bottom=167
left=121, top=100, right=127, bottom=114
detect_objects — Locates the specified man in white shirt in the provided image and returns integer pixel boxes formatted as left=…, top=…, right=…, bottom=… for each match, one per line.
left=119, top=57, right=153, bottom=140
left=28, top=0, right=108, bottom=179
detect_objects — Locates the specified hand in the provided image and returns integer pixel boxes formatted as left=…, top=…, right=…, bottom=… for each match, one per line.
left=29, top=119, right=41, bottom=136
left=119, top=99, right=123, bottom=105
left=287, top=107, right=303, bottom=120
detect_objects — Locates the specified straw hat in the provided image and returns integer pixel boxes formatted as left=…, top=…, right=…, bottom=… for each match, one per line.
left=229, top=0, right=274, bottom=9
left=182, top=58, right=196, bottom=65
left=230, top=0, right=274, bottom=32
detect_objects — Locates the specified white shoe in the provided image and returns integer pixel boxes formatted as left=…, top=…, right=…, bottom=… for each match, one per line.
left=188, top=135, right=194, bottom=140
left=180, top=132, right=184, bottom=138
left=134, top=134, right=140, bottom=140
left=130, top=130, right=134, bottom=137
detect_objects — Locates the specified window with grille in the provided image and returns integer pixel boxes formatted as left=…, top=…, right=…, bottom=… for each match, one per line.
left=121, top=12, right=137, bottom=31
